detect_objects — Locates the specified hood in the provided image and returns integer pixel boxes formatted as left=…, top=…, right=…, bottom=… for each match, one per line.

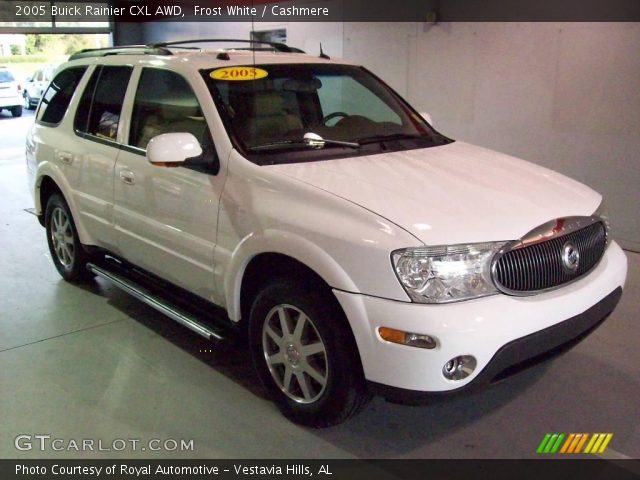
left=268, top=142, right=601, bottom=245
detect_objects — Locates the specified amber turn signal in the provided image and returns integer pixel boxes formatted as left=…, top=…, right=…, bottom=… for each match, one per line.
left=378, top=327, right=437, bottom=349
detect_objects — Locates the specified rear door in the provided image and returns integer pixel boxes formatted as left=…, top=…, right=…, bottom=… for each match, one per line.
left=70, top=65, right=133, bottom=251
left=113, top=67, right=223, bottom=301
left=30, top=66, right=88, bottom=208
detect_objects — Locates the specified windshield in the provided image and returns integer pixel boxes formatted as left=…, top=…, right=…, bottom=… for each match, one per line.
left=201, top=63, right=451, bottom=163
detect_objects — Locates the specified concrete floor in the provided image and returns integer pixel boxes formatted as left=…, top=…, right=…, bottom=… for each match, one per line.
left=1, top=109, right=638, bottom=459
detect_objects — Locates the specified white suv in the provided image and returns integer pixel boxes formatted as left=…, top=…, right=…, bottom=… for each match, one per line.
left=0, top=65, right=23, bottom=117
left=26, top=40, right=627, bottom=427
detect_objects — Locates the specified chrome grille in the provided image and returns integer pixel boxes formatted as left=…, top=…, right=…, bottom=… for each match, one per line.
left=493, top=220, right=607, bottom=294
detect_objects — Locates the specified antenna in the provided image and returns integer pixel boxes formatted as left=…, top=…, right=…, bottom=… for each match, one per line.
left=319, top=43, right=330, bottom=60
left=251, top=5, right=256, bottom=66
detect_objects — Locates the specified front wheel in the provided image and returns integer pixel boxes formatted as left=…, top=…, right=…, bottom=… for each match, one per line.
left=249, top=281, right=371, bottom=427
left=45, top=194, right=92, bottom=282
left=10, top=105, right=22, bottom=117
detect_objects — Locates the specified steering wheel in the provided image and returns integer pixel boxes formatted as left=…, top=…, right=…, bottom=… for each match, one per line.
left=322, top=111, right=350, bottom=126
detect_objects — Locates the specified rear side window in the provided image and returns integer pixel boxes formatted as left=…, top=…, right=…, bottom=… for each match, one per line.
left=37, top=67, right=87, bottom=126
left=75, top=65, right=133, bottom=141
left=0, top=69, right=15, bottom=82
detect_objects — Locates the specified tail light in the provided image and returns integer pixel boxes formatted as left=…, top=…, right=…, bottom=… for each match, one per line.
left=17, top=83, right=22, bottom=92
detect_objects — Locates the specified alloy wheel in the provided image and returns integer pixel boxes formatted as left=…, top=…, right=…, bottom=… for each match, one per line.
left=50, top=207, right=75, bottom=267
left=262, top=304, right=329, bottom=404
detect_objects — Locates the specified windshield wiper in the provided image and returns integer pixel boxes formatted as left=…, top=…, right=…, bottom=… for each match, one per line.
left=247, top=140, right=307, bottom=152
left=303, top=132, right=360, bottom=149
left=248, top=134, right=360, bottom=153
left=356, top=132, right=427, bottom=145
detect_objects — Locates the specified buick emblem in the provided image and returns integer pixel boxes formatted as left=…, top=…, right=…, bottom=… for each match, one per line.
left=562, top=241, right=580, bottom=272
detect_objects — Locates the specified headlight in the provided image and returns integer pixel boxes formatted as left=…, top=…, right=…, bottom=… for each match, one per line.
left=391, top=242, right=507, bottom=304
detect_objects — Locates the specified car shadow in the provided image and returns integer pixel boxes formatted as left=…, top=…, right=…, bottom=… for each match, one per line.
left=313, top=368, right=549, bottom=457
left=77, top=277, right=266, bottom=399
left=0, top=109, right=36, bottom=120
left=77, top=276, right=589, bottom=457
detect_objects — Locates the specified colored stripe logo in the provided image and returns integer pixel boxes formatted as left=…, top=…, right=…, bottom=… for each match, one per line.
left=537, top=433, right=613, bottom=454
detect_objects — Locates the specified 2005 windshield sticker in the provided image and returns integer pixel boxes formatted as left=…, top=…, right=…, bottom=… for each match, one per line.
left=210, top=67, right=269, bottom=81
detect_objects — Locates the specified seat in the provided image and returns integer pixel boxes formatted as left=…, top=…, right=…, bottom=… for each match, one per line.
left=135, top=95, right=206, bottom=149
left=244, top=91, right=302, bottom=146
left=160, top=101, right=206, bottom=142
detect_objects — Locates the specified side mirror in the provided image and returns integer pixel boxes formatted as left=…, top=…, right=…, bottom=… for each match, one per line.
left=420, top=111, right=433, bottom=126
left=147, top=133, right=203, bottom=167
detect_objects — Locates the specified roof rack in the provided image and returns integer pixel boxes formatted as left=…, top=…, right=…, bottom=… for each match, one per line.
left=68, top=39, right=306, bottom=62
left=150, top=38, right=305, bottom=54
left=69, top=46, right=172, bottom=61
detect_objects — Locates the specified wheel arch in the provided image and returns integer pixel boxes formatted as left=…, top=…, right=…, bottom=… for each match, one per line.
left=239, top=252, right=330, bottom=328
left=238, top=249, right=369, bottom=409
left=225, top=230, right=360, bottom=324
left=37, top=175, right=61, bottom=226
left=35, top=169, right=90, bottom=244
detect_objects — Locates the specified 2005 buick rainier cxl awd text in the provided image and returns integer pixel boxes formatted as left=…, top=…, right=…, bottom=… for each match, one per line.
left=26, top=40, right=627, bottom=427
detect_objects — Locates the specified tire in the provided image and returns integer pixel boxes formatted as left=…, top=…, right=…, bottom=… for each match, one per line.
left=249, top=280, right=371, bottom=427
left=24, top=94, right=34, bottom=110
left=10, top=105, right=22, bottom=117
left=45, top=194, right=92, bottom=282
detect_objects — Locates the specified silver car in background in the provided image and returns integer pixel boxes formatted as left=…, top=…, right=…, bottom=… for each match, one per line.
left=23, top=65, right=56, bottom=110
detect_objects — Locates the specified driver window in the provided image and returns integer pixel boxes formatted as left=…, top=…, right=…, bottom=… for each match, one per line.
left=129, top=68, right=208, bottom=150
left=316, top=75, right=402, bottom=125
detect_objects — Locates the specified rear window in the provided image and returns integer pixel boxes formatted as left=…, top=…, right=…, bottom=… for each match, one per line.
left=37, top=67, right=87, bottom=126
left=0, top=70, right=15, bottom=82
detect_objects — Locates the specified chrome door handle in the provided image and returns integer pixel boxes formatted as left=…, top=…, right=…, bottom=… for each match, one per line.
left=56, top=151, right=73, bottom=164
left=119, top=170, right=135, bottom=185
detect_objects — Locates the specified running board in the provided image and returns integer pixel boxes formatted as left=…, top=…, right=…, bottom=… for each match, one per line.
left=87, top=262, right=228, bottom=342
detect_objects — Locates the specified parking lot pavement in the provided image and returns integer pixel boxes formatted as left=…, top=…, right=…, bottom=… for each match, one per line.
left=0, top=109, right=35, bottom=162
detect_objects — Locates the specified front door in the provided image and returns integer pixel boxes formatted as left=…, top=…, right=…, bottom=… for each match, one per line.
left=113, top=67, right=223, bottom=301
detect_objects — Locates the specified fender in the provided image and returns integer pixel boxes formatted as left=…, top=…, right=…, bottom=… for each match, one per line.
left=223, top=229, right=360, bottom=322
left=35, top=161, right=92, bottom=245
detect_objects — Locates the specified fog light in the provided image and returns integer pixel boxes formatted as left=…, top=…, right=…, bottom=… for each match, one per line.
left=442, top=355, right=477, bottom=380
left=378, top=327, right=437, bottom=349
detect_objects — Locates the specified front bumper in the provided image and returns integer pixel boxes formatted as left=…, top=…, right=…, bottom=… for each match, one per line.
left=334, top=241, right=627, bottom=394
left=371, top=287, right=621, bottom=404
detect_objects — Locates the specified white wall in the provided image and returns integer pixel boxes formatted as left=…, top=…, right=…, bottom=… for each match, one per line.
left=141, top=21, right=640, bottom=251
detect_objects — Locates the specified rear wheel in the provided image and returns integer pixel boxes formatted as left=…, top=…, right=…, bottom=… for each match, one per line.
left=10, top=105, right=22, bottom=117
left=249, top=280, right=371, bottom=427
left=45, top=194, right=92, bottom=282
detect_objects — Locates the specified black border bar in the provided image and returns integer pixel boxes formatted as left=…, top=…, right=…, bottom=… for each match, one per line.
left=1, top=0, right=640, bottom=23
left=3, top=459, right=640, bottom=480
